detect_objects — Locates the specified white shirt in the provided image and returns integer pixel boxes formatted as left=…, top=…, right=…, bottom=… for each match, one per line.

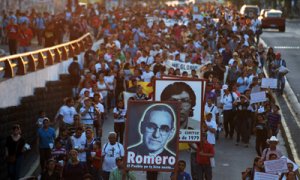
left=206, top=120, right=217, bottom=145
left=102, top=142, right=124, bottom=172
left=104, top=75, right=115, bottom=90
left=80, top=106, right=98, bottom=125
left=137, top=56, right=154, bottom=65
left=95, top=63, right=109, bottom=73
left=79, top=88, right=92, bottom=97
left=96, top=102, right=105, bottom=113
left=221, top=92, right=238, bottom=110
left=141, top=71, right=154, bottom=82
left=58, top=105, right=77, bottom=124
left=71, top=135, right=87, bottom=162
left=204, top=104, right=219, bottom=123
left=113, top=107, right=126, bottom=123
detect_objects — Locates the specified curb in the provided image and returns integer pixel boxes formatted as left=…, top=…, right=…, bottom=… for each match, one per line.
left=260, top=38, right=300, bottom=173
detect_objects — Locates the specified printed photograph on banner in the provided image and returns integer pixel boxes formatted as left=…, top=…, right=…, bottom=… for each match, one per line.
left=154, top=78, right=205, bottom=142
left=125, top=101, right=180, bottom=171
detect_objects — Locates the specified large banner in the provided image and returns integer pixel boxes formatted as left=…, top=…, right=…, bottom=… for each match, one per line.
left=154, top=78, right=205, bottom=142
left=125, top=101, right=180, bottom=171
left=165, top=60, right=203, bottom=74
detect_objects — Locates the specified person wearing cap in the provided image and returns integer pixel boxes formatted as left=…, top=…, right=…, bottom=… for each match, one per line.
left=102, top=132, right=124, bottom=180
left=261, top=136, right=283, bottom=161
left=37, top=118, right=56, bottom=171
left=220, top=84, right=238, bottom=139
left=109, top=157, right=135, bottom=180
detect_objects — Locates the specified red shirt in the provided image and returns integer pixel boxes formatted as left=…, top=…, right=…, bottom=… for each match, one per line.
left=92, top=150, right=102, bottom=170
left=6, top=24, right=19, bottom=40
left=196, top=141, right=215, bottom=165
left=18, top=28, right=33, bottom=46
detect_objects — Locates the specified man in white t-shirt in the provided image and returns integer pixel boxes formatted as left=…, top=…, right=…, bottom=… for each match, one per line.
left=136, top=50, right=154, bottom=65
left=141, top=65, right=154, bottom=82
left=56, top=97, right=77, bottom=127
left=102, top=132, right=124, bottom=180
left=71, top=127, right=87, bottom=162
left=205, top=113, right=217, bottom=145
left=204, top=98, right=219, bottom=124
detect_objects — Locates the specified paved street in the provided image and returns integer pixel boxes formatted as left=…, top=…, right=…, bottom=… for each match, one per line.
left=261, top=19, right=300, bottom=167
left=100, top=112, right=287, bottom=180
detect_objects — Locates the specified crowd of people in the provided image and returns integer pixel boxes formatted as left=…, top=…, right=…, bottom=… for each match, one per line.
left=3, top=1, right=297, bottom=180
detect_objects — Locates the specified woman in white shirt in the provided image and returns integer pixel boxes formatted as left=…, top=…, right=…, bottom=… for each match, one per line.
left=104, top=70, right=116, bottom=111
left=97, top=72, right=109, bottom=109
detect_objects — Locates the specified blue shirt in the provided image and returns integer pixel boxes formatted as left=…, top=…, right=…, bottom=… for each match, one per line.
left=38, top=127, right=56, bottom=149
left=171, top=172, right=191, bottom=180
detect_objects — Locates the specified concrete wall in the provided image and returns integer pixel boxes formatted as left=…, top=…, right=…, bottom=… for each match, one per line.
left=0, top=53, right=84, bottom=108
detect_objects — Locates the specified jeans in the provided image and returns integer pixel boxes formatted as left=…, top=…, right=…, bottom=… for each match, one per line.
left=7, top=155, right=23, bottom=180
left=277, top=74, right=285, bottom=94
left=19, top=46, right=30, bottom=53
left=195, top=164, right=212, bottom=180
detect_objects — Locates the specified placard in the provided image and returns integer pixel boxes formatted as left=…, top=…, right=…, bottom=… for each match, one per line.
left=125, top=101, right=180, bottom=172
left=165, top=60, right=203, bottom=74
left=250, top=91, right=267, bottom=104
left=254, top=172, right=279, bottom=180
left=264, top=158, right=288, bottom=174
left=179, top=129, right=200, bottom=142
left=281, top=156, right=299, bottom=171
left=154, top=78, right=206, bottom=142
left=261, top=78, right=278, bottom=89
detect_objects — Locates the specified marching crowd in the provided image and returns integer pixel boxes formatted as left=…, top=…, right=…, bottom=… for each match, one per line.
left=4, top=1, right=297, bottom=180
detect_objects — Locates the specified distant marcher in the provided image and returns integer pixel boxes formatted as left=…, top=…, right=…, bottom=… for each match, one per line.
left=38, top=118, right=56, bottom=171
left=109, top=157, right=136, bottom=180
left=68, top=57, right=82, bottom=99
left=5, top=124, right=25, bottom=180
left=62, top=149, right=88, bottom=180
left=170, top=160, right=191, bottom=180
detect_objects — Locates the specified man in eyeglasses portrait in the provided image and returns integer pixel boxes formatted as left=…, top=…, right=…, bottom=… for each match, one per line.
left=127, top=104, right=176, bottom=157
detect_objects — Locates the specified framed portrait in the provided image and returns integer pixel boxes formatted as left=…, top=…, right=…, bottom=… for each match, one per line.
left=125, top=101, right=180, bottom=172
left=154, top=78, right=206, bottom=142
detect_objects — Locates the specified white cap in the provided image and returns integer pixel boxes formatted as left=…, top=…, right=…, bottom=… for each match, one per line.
left=222, top=84, right=229, bottom=90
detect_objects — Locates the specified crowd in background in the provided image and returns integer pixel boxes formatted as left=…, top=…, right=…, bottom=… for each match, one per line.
left=4, top=1, right=296, bottom=180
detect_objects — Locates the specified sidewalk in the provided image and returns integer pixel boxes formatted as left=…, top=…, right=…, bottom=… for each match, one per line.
left=0, top=37, right=42, bottom=57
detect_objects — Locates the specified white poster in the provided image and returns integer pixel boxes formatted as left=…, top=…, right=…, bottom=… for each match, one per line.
left=261, top=78, right=278, bottom=89
left=264, top=158, right=288, bottom=174
left=165, top=60, right=202, bottom=74
left=254, top=172, right=279, bottom=180
left=250, top=91, right=267, bottom=104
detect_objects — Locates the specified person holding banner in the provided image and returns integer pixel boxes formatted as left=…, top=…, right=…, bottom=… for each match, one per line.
left=220, top=84, right=238, bottom=139
left=242, top=156, right=265, bottom=180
